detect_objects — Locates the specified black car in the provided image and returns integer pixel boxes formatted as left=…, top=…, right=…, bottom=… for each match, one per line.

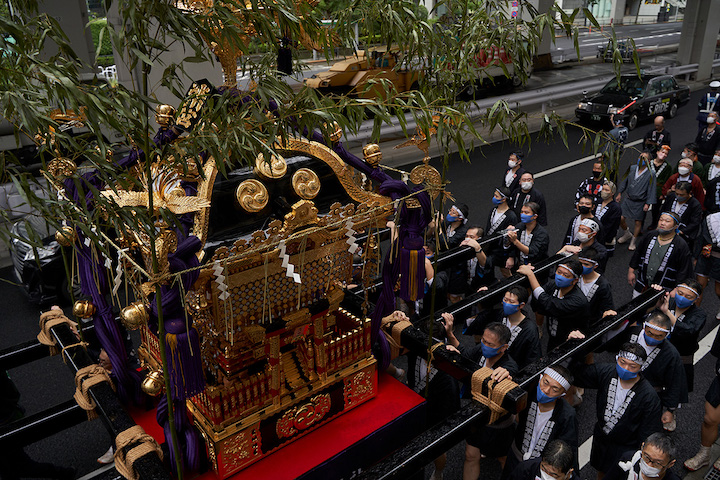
left=575, top=74, right=691, bottom=130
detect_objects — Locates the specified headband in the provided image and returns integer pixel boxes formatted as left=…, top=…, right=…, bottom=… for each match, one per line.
left=452, top=205, right=468, bottom=224
left=578, top=256, right=598, bottom=266
left=579, top=218, right=600, bottom=233
left=643, top=321, right=670, bottom=334
left=660, top=211, right=680, bottom=225
left=544, top=367, right=571, bottom=391
left=557, top=264, right=578, bottom=279
left=495, top=188, right=507, bottom=199
left=617, top=351, right=644, bottom=366
left=677, top=284, right=700, bottom=298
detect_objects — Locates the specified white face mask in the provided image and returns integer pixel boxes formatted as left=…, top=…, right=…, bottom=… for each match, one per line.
left=521, top=181, right=533, bottom=191
left=508, top=160, right=517, bottom=168
left=576, top=232, right=590, bottom=243
left=678, top=166, right=690, bottom=176
left=681, top=151, right=688, bottom=158
left=708, top=116, right=717, bottom=124
left=713, top=155, right=720, bottom=164
left=539, top=469, right=556, bottom=480
left=600, top=190, right=612, bottom=200
left=639, top=458, right=663, bottom=478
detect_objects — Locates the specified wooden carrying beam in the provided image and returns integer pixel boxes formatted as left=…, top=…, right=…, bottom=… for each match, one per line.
left=360, top=288, right=664, bottom=480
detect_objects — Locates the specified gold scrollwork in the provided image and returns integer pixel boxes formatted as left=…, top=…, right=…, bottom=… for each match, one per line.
left=254, top=153, right=287, bottom=180
left=409, top=161, right=442, bottom=199
left=292, top=168, right=320, bottom=200
left=235, top=179, right=269, bottom=212
left=275, top=393, right=332, bottom=439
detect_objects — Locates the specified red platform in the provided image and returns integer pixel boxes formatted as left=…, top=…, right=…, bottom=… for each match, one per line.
left=131, top=373, right=426, bottom=480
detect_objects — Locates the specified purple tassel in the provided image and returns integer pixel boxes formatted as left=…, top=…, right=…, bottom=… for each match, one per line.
left=157, top=396, right=201, bottom=474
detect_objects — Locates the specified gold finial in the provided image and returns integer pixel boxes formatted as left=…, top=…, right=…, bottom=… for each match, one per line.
left=362, top=144, right=382, bottom=167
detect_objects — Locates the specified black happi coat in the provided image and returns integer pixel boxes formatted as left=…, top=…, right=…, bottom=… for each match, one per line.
left=629, top=232, right=693, bottom=293
left=595, top=200, right=623, bottom=245
left=581, top=274, right=614, bottom=326
left=484, top=207, right=518, bottom=258
left=572, top=363, right=662, bottom=471
left=509, top=395, right=578, bottom=465
left=606, top=325, right=688, bottom=408
left=533, top=280, right=590, bottom=352
left=502, top=166, right=526, bottom=193
left=667, top=300, right=707, bottom=357
left=506, top=223, right=550, bottom=266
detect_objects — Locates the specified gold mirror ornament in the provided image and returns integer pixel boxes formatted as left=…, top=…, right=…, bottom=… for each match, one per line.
left=73, top=300, right=96, bottom=319
left=120, top=302, right=149, bottom=331
left=292, top=168, right=320, bottom=200
left=409, top=158, right=442, bottom=199
left=235, top=179, right=269, bottom=212
left=55, top=226, right=76, bottom=247
left=141, top=370, right=164, bottom=397
left=254, top=153, right=287, bottom=180
left=155, top=104, right=176, bottom=126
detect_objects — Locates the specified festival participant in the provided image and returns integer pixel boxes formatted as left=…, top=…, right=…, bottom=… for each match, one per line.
left=568, top=341, right=662, bottom=480
left=627, top=212, right=693, bottom=298
left=503, top=202, right=550, bottom=274
left=604, top=433, right=680, bottom=480
left=643, top=116, right=672, bottom=155
left=649, top=146, right=673, bottom=229
left=502, top=151, right=526, bottom=193
left=463, top=286, right=541, bottom=371
left=672, top=143, right=703, bottom=175
left=605, top=311, right=687, bottom=432
left=617, top=152, right=656, bottom=251
left=431, top=204, right=470, bottom=304
left=461, top=225, right=491, bottom=292
left=559, top=218, right=608, bottom=273
left=564, top=194, right=603, bottom=246
left=659, top=181, right=702, bottom=254
left=575, top=160, right=608, bottom=206
left=684, top=327, right=720, bottom=471
left=510, top=172, right=548, bottom=226
left=695, top=112, right=720, bottom=166
left=575, top=247, right=614, bottom=326
left=508, top=440, right=579, bottom=480
left=696, top=211, right=720, bottom=319
left=664, top=157, right=706, bottom=210
left=481, top=187, right=518, bottom=282
left=702, top=149, right=720, bottom=212
left=503, top=366, right=578, bottom=475
left=517, top=259, right=589, bottom=352
left=653, top=280, right=707, bottom=393
left=445, top=321, right=518, bottom=477
left=595, top=181, right=622, bottom=257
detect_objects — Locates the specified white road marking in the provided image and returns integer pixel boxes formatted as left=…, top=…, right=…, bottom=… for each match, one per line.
left=578, top=324, right=720, bottom=469
left=535, top=139, right=643, bottom=179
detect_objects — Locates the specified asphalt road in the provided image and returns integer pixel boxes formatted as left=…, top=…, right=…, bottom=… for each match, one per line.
left=0, top=49, right=716, bottom=480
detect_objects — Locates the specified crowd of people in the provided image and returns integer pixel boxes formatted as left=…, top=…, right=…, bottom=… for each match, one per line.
left=382, top=83, right=720, bottom=480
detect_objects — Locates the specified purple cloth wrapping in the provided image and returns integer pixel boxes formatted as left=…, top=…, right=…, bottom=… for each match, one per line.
left=157, top=396, right=200, bottom=473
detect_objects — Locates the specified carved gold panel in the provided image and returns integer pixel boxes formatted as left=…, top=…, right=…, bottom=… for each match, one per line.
left=235, top=179, right=268, bottom=212
left=292, top=168, right=320, bottom=200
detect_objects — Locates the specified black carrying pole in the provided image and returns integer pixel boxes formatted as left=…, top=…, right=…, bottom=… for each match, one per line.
left=356, top=288, right=664, bottom=479
left=0, top=321, right=170, bottom=480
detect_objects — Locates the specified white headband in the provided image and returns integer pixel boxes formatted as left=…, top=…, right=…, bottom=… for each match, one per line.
left=578, top=256, right=598, bottom=266
left=557, top=264, right=579, bottom=279
left=677, top=284, right=700, bottom=298
left=579, top=218, right=600, bottom=233
left=452, top=205, right=468, bottom=224
left=495, top=188, right=507, bottom=199
left=643, top=321, right=670, bottom=334
left=544, top=367, right=571, bottom=391
left=617, top=351, right=644, bottom=366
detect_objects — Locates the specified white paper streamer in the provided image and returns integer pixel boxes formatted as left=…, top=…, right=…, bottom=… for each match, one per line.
left=213, top=262, right=230, bottom=301
left=345, top=219, right=359, bottom=254
left=112, top=248, right=129, bottom=296
left=278, top=240, right=301, bottom=284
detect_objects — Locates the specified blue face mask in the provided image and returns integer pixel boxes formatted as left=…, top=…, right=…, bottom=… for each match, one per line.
left=643, top=331, right=664, bottom=346
left=674, top=293, right=694, bottom=309
left=446, top=214, right=458, bottom=223
left=502, top=301, right=521, bottom=316
left=616, top=363, right=638, bottom=380
left=536, top=384, right=556, bottom=404
left=480, top=341, right=502, bottom=359
left=582, top=265, right=594, bottom=275
left=554, top=273, right=574, bottom=288
left=426, top=253, right=434, bottom=259
left=492, top=196, right=503, bottom=205
left=520, top=213, right=534, bottom=224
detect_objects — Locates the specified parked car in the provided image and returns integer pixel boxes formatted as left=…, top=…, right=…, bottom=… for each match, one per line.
left=597, top=39, right=635, bottom=63
left=575, top=74, right=691, bottom=130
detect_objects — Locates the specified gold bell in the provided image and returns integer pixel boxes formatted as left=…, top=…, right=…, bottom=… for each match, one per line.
left=362, top=143, right=382, bottom=167
left=120, top=302, right=149, bottom=331
left=141, top=370, right=164, bottom=397
left=73, top=300, right=96, bottom=319
left=155, top=104, right=176, bottom=126
left=326, top=121, right=343, bottom=143
left=55, top=226, right=76, bottom=247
